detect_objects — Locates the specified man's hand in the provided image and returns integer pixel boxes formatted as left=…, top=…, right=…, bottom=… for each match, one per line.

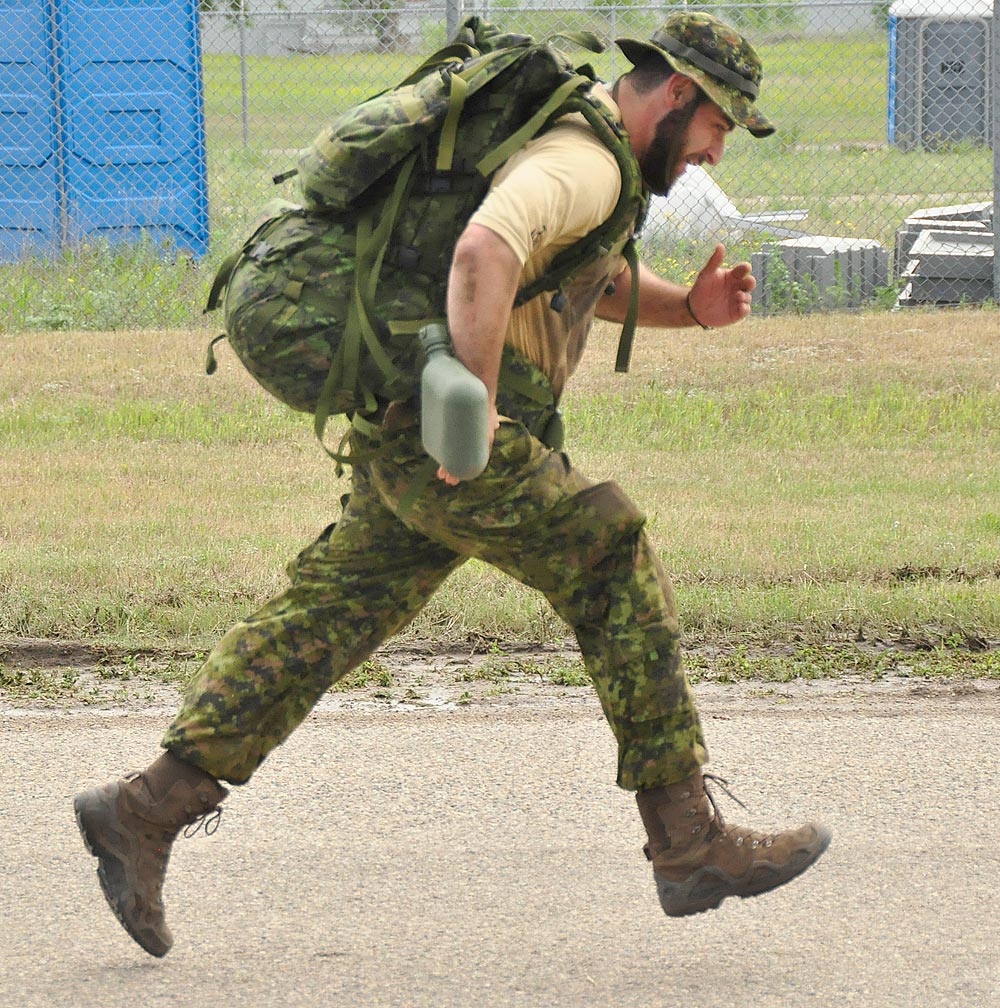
left=435, top=406, right=501, bottom=486
left=686, top=243, right=756, bottom=329
left=596, top=243, right=756, bottom=330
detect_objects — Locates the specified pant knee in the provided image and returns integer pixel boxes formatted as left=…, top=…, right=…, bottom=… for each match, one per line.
left=532, top=480, right=647, bottom=625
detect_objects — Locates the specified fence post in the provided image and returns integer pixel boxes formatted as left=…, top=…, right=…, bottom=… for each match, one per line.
left=446, top=0, right=463, bottom=40
left=238, top=2, right=249, bottom=146
left=608, top=6, right=618, bottom=81
left=993, top=0, right=999, bottom=301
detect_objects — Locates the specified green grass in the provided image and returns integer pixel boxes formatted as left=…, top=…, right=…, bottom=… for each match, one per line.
left=331, top=660, right=395, bottom=692
left=570, top=382, right=1000, bottom=448
left=0, top=394, right=298, bottom=445
left=2, top=315, right=999, bottom=683
left=1, top=24, right=998, bottom=693
left=0, top=238, right=210, bottom=331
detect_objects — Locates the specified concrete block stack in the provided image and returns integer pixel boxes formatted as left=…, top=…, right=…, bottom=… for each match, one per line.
left=750, top=236, right=890, bottom=313
left=893, top=203, right=994, bottom=308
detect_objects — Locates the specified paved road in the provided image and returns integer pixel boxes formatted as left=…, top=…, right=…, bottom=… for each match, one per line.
left=2, top=683, right=998, bottom=1008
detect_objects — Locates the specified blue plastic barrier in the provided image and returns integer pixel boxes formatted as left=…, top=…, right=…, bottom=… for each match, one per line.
left=0, top=0, right=62, bottom=260
left=0, top=0, right=209, bottom=262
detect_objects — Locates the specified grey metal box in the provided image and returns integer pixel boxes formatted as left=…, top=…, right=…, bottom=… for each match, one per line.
left=888, top=1, right=992, bottom=150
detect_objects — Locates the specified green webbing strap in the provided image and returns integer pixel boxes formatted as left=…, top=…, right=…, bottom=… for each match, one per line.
left=436, top=72, right=469, bottom=173
left=340, top=210, right=372, bottom=396
left=461, top=45, right=523, bottom=76
left=497, top=357, right=553, bottom=404
left=362, top=155, right=415, bottom=310
left=312, top=153, right=418, bottom=457
left=313, top=384, right=382, bottom=475
left=475, top=73, right=587, bottom=178
left=614, top=237, right=641, bottom=373
left=395, top=43, right=477, bottom=88
left=251, top=294, right=296, bottom=339
left=204, top=248, right=243, bottom=313
left=312, top=342, right=348, bottom=457
left=350, top=409, right=383, bottom=439
left=332, top=427, right=354, bottom=472
left=356, top=155, right=415, bottom=380
left=313, top=211, right=370, bottom=454
left=387, top=316, right=444, bottom=337
left=283, top=259, right=310, bottom=302
left=204, top=333, right=227, bottom=375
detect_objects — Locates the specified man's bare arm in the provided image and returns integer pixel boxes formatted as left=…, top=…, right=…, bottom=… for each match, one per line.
left=597, top=244, right=755, bottom=329
left=436, top=223, right=522, bottom=484
left=446, top=223, right=523, bottom=403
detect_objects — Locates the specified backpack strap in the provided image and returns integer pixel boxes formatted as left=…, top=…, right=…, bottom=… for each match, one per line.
left=394, top=42, right=479, bottom=89
left=510, top=90, right=648, bottom=373
left=475, top=72, right=591, bottom=178
left=614, top=236, right=641, bottom=373
left=204, top=332, right=228, bottom=375
left=436, top=70, right=469, bottom=172
left=313, top=151, right=418, bottom=458
left=204, top=249, right=242, bottom=314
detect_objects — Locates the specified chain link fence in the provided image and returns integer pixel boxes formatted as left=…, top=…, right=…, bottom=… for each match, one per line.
left=1, top=0, right=996, bottom=330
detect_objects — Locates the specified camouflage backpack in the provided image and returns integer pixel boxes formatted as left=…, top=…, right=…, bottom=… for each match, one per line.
left=204, top=16, right=648, bottom=463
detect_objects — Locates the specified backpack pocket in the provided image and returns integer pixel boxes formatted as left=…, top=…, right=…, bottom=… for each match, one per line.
left=223, top=212, right=357, bottom=413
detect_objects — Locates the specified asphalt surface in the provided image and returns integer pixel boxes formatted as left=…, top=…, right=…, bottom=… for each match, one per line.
left=2, top=683, right=998, bottom=1008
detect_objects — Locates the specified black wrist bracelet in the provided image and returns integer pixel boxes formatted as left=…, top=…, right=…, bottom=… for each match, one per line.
left=686, top=290, right=712, bottom=330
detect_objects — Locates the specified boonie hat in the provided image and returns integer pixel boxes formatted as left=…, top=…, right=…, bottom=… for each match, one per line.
left=616, top=12, right=775, bottom=138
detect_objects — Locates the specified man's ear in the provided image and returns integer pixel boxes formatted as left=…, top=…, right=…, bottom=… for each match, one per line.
left=664, top=73, right=697, bottom=110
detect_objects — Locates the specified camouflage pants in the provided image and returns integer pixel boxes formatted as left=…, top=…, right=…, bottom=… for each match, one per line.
left=162, top=387, right=708, bottom=790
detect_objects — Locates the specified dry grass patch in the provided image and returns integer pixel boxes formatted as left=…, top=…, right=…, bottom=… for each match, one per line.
left=3, top=312, right=1000, bottom=656
left=573, top=309, right=1000, bottom=397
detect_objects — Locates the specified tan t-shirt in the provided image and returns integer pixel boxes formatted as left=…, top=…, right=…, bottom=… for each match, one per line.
left=468, top=86, right=626, bottom=397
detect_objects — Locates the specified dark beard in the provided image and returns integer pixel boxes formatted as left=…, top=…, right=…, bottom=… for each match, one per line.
left=639, top=99, right=700, bottom=196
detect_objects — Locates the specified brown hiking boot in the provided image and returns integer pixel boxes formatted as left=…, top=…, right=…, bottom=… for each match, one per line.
left=636, top=771, right=831, bottom=917
left=74, top=752, right=228, bottom=957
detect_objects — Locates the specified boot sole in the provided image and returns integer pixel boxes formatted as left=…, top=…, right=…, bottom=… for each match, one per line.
left=74, top=791, right=171, bottom=958
left=655, top=825, right=833, bottom=917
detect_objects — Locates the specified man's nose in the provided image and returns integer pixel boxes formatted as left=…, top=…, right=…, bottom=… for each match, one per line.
left=704, top=138, right=726, bottom=167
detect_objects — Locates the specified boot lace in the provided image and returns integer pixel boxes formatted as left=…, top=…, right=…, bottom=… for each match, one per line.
left=703, top=774, right=778, bottom=849
left=183, top=806, right=223, bottom=838
left=702, top=773, right=748, bottom=836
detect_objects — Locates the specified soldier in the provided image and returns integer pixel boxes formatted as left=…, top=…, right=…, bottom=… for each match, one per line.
left=74, top=12, right=830, bottom=958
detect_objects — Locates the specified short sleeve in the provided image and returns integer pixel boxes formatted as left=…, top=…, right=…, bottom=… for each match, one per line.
left=468, top=121, right=622, bottom=269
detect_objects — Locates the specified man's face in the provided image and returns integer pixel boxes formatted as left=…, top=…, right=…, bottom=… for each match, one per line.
left=639, top=95, right=736, bottom=196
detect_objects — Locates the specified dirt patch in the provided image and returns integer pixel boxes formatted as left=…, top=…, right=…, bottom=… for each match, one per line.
left=2, top=635, right=998, bottom=716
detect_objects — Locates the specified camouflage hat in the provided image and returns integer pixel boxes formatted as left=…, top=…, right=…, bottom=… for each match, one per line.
left=616, top=12, right=775, bottom=138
